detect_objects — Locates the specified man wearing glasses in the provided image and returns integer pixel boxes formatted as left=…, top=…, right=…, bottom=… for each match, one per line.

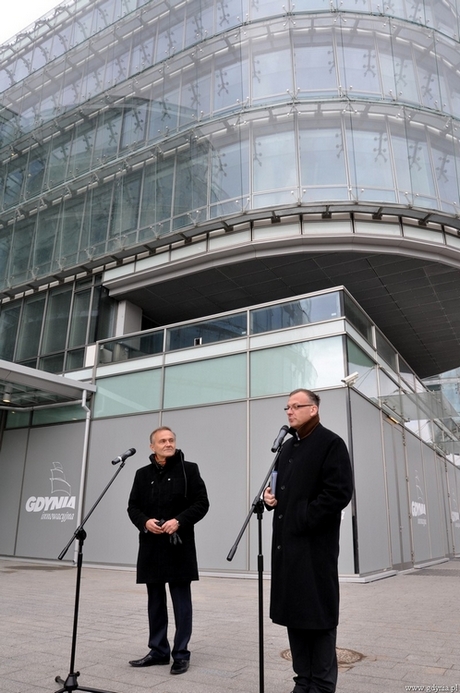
left=264, top=388, right=353, bottom=693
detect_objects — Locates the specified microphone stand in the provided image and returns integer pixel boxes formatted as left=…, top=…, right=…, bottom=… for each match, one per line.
left=54, top=459, right=129, bottom=693
left=227, top=437, right=286, bottom=693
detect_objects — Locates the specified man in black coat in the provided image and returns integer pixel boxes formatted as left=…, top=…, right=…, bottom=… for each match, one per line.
left=127, top=426, right=209, bottom=675
left=264, top=389, right=353, bottom=693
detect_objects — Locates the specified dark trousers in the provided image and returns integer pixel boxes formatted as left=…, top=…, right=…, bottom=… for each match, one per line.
left=146, top=582, right=192, bottom=661
left=287, top=626, right=338, bottom=693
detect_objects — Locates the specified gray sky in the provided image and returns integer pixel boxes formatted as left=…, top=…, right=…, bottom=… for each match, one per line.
left=1, top=0, right=61, bottom=45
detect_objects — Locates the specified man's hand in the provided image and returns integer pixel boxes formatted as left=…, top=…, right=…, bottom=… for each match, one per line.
left=263, top=487, right=277, bottom=507
left=145, top=518, right=180, bottom=535
left=145, top=518, right=165, bottom=534
left=161, top=518, right=180, bottom=535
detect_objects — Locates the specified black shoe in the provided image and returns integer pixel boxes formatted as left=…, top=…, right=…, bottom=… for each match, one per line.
left=170, top=659, right=190, bottom=675
left=129, top=653, right=170, bottom=667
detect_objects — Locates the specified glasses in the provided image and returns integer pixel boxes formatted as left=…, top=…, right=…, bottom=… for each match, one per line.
left=283, top=403, right=316, bottom=411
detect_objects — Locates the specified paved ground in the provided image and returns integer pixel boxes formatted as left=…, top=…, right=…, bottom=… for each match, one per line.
left=1, top=556, right=460, bottom=693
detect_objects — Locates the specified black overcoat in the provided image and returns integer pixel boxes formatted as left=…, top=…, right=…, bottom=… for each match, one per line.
left=127, top=450, right=209, bottom=584
left=269, top=423, right=353, bottom=629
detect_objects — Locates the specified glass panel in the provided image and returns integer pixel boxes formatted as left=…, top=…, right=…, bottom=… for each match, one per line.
left=210, top=137, right=249, bottom=216
left=130, top=29, right=153, bottom=76
left=294, top=37, right=337, bottom=95
left=400, top=357, right=416, bottom=391
left=25, top=148, right=47, bottom=199
left=0, top=229, right=11, bottom=290
left=343, top=293, right=373, bottom=342
left=47, top=137, right=70, bottom=188
left=180, top=70, right=211, bottom=124
left=347, top=338, right=378, bottom=399
left=68, top=289, right=92, bottom=348
left=392, top=129, right=436, bottom=204
left=94, top=286, right=116, bottom=342
left=250, top=0, right=286, bottom=19
left=379, top=369, right=400, bottom=398
left=66, top=348, right=85, bottom=371
left=41, top=287, right=72, bottom=354
left=388, top=49, right=419, bottom=105
left=5, top=411, right=31, bottom=429
left=250, top=336, right=345, bottom=397
left=346, top=124, right=396, bottom=201
left=250, top=292, right=341, bottom=334
left=93, top=110, right=122, bottom=164
left=252, top=45, right=292, bottom=101
left=81, top=185, right=112, bottom=257
left=120, top=101, right=148, bottom=149
left=376, top=331, right=398, bottom=371
left=338, top=36, right=381, bottom=95
left=10, top=220, right=35, bottom=285
left=299, top=123, right=348, bottom=201
left=39, top=353, right=65, bottom=373
left=99, top=331, right=163, bottom=363
left=4, top=160, right=25, bottom=208
left=93, top=369, right=162, bottom=417
left=432, top=134, right=459, bottom=210
left=32, top=404, right=86, bottom=426
left=173, top=141, right=209, bottom=225
left=164, top=354, right=246, bottom=408
left=213, top=52, right=248, bottom=113
left=33, top=208, right=59, bottom=277
left=253, top=129, right=296, bottom=192
left=59, top=197, right=85, bottom=267
left=68, top=122, right=94, bottom=178
left=0, top=304, right=20, bottom=360
left=140, top=159, right=174, bottom=229
left=16, top=295, right=46, bottom=361
left=167, top=314, right=247, bottom=350
left=109, top=171, right=141, bottom=245
left=418, top=48, right=441, bottom=111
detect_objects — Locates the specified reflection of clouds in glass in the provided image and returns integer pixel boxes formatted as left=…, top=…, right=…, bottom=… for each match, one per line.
left=250, top=336, right=343, bottom=397
left=306, top=338, right=344, bottom=388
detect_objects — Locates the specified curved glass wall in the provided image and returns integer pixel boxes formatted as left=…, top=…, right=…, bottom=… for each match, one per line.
left=1, top=1, right=460, bottom=294
left=2, top=102, right=460, bottom=292
left=0, top=276, right=116, bottom=372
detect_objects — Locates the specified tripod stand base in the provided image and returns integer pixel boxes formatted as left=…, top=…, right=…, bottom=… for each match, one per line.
left=55, top=671, right=119, bottom=693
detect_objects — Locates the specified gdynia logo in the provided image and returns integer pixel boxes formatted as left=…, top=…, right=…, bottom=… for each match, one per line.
left=25, top=462, right=76, bottom=523
left=411, top=501, right=427, bottom=518
left=412, top=472, right=427, bottom=526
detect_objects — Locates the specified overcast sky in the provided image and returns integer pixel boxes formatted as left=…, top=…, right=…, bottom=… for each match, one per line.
left=1, top=0, right=62, bottom=45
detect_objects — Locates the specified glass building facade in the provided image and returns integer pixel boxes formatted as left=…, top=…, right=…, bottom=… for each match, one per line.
left=2, top=0, right=460, bottom=378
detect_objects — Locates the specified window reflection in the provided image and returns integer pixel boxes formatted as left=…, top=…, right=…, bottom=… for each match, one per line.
left=250, top=292, right=341, bottom=334
left=376, top=331, right=398, bottom=371
left=343, top=294, right=373, bottom=342
left=346, top=339, right=378, bottom=399
left=250, top=336, right=344, bottom=397
left=16, top=295, right=46, bottom=362
left=166, top=314, right=247, bottom=351
left=0, top=305, right=20, bottom=360
left=164, top=354, right=246, bottom=408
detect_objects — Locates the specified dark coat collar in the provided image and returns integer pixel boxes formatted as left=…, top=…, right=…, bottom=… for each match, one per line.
left=149, top=450, right=181, bottom=471
left=296, top=413, right=320, bottom=440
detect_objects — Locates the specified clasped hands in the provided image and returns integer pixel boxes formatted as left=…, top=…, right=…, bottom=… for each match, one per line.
left=145, top=518, right=179, bottom=535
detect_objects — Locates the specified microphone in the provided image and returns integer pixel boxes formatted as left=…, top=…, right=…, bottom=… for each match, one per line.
left=271, top=425, right=290, bottom=452
left=112, top=447, right=136, bottom=465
